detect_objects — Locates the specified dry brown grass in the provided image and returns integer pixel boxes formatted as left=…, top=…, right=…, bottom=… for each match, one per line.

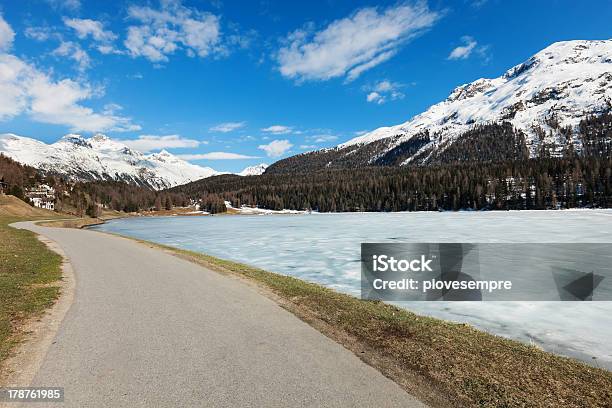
left=0, top=195, right=57, bottom=218
left=139, top=206, right=209, bottom=217
left=37, top=218, right=103, bottom=229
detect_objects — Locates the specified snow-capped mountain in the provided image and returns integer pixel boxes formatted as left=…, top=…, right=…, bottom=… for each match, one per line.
left=268, top=39, right=612, bottom=173
left=0, top=133, right=224, bottom=190
left=238, top=163, right=268, bottom=176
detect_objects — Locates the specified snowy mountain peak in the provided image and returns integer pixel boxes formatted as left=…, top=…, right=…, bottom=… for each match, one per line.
left=501, top=40, right=612, bottom=81
left=156, top=149, right=172, bottom=156
left=91, top=133, right=110, bottom=142
left=238, top=163, right=268, bottom=176
left=59, top=133, right=92, bottom=148
left=339, top=38, right=612, bottom=160
left=533, top=39, right=612, bottom=65
left=0, top=133, right=222, bottom=190
left=447, top=78, right=496, bottom=102
left=149, top=150, right=176, bottom=162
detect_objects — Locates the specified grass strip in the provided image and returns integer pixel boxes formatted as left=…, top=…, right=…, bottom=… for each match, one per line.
left=37, top=218, right=104, bottom=229
left=0, top=216, right=63, bottom=372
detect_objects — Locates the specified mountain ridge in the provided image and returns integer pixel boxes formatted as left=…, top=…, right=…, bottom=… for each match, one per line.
left=268, top=39, right=612, bottom=174
left=0, top=133, right=266, bottom=189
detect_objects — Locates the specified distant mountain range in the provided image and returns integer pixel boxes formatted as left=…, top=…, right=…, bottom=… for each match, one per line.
left=268, top=39, right=612, bottom=174
left=0, top=133, right=267, bottom=190
left=2, top=39, right=610, bottom=188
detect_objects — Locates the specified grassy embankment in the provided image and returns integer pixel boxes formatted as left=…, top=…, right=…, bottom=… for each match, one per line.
left=133, top=239, right=612, bottom=408
left=0, top=195, right=65, bottom=373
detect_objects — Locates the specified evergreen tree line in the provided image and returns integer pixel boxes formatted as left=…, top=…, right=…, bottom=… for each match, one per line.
left=171, top=156, right=611, bottom=212
left=59, top=181, right=190, bottom=216
left=0, top=154, right=43, bottom=198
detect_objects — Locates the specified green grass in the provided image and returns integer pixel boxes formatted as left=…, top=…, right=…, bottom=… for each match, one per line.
left=0, top=216, right=63, bottom=369
left=141, top=241, right=612, bottom=408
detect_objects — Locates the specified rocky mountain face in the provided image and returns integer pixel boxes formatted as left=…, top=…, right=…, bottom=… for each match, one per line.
left=268, top=39, right=612, bottom=174
left=0, top=133, right=262, bottom=189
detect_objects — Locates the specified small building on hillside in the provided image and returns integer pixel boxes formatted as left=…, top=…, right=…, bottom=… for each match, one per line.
left=25, top=184, right=56, bottom=211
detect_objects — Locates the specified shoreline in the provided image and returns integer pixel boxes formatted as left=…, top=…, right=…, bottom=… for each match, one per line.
left=84, top=213, right=612, bottom=371
left=81, top=223, right=611, bottom=407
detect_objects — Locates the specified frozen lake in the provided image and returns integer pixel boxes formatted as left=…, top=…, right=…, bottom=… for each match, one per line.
left=92, top=210, right=612, bottom=369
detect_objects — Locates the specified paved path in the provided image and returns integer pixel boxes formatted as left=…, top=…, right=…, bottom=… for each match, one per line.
left=13, top=222, right=425, bottom=407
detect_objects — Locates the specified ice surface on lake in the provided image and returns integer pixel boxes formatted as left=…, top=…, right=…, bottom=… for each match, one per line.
left=93, top=210, right=612, bottom=369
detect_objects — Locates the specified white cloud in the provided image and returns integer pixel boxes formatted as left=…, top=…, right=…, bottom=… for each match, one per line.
left=102, top=103, right=123, bottom=115
left=125, top=0, right=222, bottom=63
left=366, top=92, right=383, bottom=104
left=45, top=0, right=81, bottom=11
left=261, top=125, right=292, bottom=134
left=119, top=134, right=200, bottom=153
left=0, top=13, right=15, bottom=52
left=447, top=36, right=490, bottom=61
left=25, top=26, right=54, bottom=41
left=177, top=152, right=259, bottom=160
left=373, top=80, right=393, bottom=92
left=63, top=18, right=123, bottom=55
left=299, top=144, right=317, bottom=150
left=448, top=36, right=477, bottom=60
left=0, top=54, right=139, bottom=132
left=52, top=41, right=91, bottom=71
left=0, top=55, right=27, bottom=120
left=365, top=80, right=405, bottom=104
left=345, top=50, right=396, bottom=82
left=96, top=44, right=122, bottom=55
left=64, top=18, right=117, bottom=42
left=310, top=134, right=337, bottom=143
left=258, top=139, right=293, bottom=157
left=210, top=121, right=246, bottom=133
left=471, top=0, right=488, bottom=7
left=277, top=3, right=440, bottom=82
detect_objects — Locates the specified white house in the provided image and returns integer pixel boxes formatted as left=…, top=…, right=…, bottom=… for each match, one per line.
left=25, top=184, right=56, bottom=211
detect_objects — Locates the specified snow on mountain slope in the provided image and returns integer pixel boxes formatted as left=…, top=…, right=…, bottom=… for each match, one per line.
left=338, top=39, right=612, bottom=163
left=238, top=163, right=268, bottom=176
left=0, top=133, right=222, bottom=189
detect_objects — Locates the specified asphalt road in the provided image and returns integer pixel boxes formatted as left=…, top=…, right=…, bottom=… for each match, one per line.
left=13, top=222, right=425, bottom=407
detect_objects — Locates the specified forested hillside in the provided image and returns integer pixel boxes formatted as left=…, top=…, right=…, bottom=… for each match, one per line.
left=65, top=181, right=189, bottom=215
left=172, top=114, right=612, bottom=212
left=0, top=154, right=43, bottom=198
left=1, top=154, right=188, bottom=216
left=172, top=156, right=611, bottom=212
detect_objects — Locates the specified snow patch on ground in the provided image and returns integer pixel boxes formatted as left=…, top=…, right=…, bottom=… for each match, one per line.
left=224, top=201, right=311, bottom=215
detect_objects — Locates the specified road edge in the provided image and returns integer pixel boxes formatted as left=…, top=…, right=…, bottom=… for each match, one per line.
left=0, top=225, right=76, bottom=390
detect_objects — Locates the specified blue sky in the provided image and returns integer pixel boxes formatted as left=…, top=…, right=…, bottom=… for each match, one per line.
left=0, top=0, right=610, bottom=171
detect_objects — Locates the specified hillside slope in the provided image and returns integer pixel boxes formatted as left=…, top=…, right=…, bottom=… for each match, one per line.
left=268, top=39, right=612, bottom=174
left=0, top=195, right=57, bottom=217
